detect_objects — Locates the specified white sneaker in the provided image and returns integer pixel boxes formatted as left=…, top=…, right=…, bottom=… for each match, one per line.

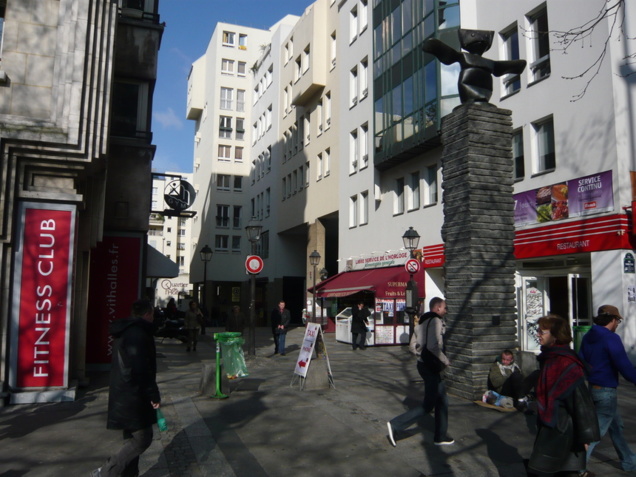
left=434, top=436, right=455, bottom=446
left=387, top=422, right=396, bottom=447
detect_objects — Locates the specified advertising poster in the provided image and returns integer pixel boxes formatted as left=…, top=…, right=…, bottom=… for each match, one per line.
left=86, top=234, right=143, bottom=365
left=514, top=171, right=614, bottom=226
left=295, top=323, right=321, bottom=378
left=10, top=203, right=76, bottom=389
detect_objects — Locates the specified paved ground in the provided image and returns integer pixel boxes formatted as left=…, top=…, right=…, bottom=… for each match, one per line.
left=1, top=326, right=636, bottom=476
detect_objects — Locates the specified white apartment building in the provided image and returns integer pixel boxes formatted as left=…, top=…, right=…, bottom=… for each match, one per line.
left=149, top=172, right=195, bottom=308
left=187, top=21, right=288, bottom=323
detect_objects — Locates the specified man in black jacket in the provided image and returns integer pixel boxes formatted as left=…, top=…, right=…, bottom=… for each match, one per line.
left=271, top=300, right=291, bottom=355
left=91, top=299, right=161, bottom=477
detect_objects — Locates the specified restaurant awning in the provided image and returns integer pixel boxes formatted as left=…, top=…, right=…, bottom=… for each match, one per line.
left=310, top=266, right=424, bottom=299
left=146, top=244, right=179, bottom=278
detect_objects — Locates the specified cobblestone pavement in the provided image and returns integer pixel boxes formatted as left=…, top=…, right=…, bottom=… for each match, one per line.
left=1, top=327, right=636, bottom=476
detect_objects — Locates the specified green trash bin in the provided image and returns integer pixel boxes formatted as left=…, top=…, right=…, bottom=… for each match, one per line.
left=573, top=325, right=592, bottom=353
left=211, top=332, right=246, bottom=399
left=219, top=333, right=248, bottom=379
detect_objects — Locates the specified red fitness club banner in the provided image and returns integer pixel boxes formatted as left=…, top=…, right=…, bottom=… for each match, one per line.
left=10, top=203, right=76, bottom=389
left=86, top=233, right=143, bottom=364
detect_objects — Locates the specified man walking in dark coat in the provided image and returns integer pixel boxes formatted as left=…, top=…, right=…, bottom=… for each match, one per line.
left=271, top=300, right=291, bottom=355
left=351, top=301, right=371, bottom=350
left=91, top=299, right=161, bottom=477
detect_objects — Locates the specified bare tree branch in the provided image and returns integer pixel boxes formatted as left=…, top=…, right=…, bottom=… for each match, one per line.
left=521, top=0, right=635, bottom=101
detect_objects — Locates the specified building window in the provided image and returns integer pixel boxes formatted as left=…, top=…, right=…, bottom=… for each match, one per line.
left=501, top=25, right=521, bottom=95
left=218, top=144, right=231, bottom=161
left=295, top=56, right=302, bottom=82
left=236, top=118, right=245, bottom=140
left=282, top=177, right=286, bottom=200
left=220, top=87, right=233, bottom=110
left=330, top=32, right=337, bottom=69
left=408, top=171, right=420, bottom=210
left=424, top=165, right=438, bottom=206
left=265, top=188, right=271, bottom=216
left=215, top=235, right=229, bottom=251
left=233, top=205, right=242, bottom=228
left=219, top=116, right=232, bottom=138
left=350, top=130, right=359, bottom=174
left=235, top=146, right=244, bottom=162
left=513, top=129, right=525, bottom=180
left=260, top=230, right=270, bottom=259
left=325, top=92, right=332, bottom=127
left=534, top=117, right=555, bottom=173
left=350, top=195, right=358, bottom=227
left=239, top=33, right=247, bottom=49
left=317, top=153, right=323, bottom=180
left=237, top=89, right=245, bottom=112
left=221, top=58, right=234, bottom=75
left=216, top=205, right=230, bottom=227
left=305, top=161, right=310, bottom=187
left=233, top=176, right=242, bottom=191
left=324, top=148, right=331, bottom=176
left=111, top=81, right=149, bottom=138
left=266, top=105, right=272, bottom=130
left=350, top=6, right=358, bottom=43
left=528, top=6, right=550, bottom=82
left=217, top=174, right=231, bottom=191
left=231, top=236, right=241, bottom=252
left=360, top=0, right=368, bottom=32
left=237, top=61, right=247, bottom=76
left=222, top=31, right=235, bottom=46
left=360, top=124, right=368, bottom=168
left=302, top=45, right=310, bottom=73
left=394, top=177, right=405, bottom=215
left=350, top=67, right=358, bottom=107
left=360, top=191, right=369, bottom=225
left=360, top=57, right=368, bottom=98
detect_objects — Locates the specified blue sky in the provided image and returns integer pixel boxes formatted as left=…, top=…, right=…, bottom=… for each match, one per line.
left=151, top=0, right=314, bottom=174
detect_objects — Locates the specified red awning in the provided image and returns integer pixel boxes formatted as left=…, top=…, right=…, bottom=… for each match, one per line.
left=311, top=266, right=424, bottom=299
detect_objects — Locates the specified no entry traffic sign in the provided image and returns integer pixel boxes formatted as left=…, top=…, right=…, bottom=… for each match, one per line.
left=405, top=258, right=420, bottom=275
left=245, top=255, right=264, bottom=274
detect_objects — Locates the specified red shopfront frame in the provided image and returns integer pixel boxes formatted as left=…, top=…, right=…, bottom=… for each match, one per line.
left=422, top=214, right=633, bottom=267
left=10, top=203, right=76, bottom=390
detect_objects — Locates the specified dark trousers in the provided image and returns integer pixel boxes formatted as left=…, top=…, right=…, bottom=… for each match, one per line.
left=501, top=369, right=540, bottom=401
left=419, top=360, right=449, bottom=442
left=352, top=332, right=366, bottom=349
left=102, top=427, right=153, bottom=477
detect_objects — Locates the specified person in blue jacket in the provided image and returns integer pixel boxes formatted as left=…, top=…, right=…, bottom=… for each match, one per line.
left=579, top=304, right=636, bottom=473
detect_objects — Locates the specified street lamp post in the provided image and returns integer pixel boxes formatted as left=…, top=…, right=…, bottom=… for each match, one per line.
left=199, top=244, right=213, bottom=314
left=309, top=250, right=321, bottom=324
left=245, top=218, right=262, bottom=356
left=402, top=227, right=421, bottom=331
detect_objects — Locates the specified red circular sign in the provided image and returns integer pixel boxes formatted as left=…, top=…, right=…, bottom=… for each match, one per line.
left=405, top=258, right=420, bottom=274
left=245, top=255, right=264, bottom=274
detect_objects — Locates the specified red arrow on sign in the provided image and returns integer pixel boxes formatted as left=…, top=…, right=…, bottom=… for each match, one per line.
left=246, top=255, right=264, bottom=274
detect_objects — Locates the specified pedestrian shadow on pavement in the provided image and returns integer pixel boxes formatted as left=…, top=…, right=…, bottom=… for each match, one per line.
left=0, top=396, right=95, bottom=440
left=475, top=428, right=525, bottom=476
